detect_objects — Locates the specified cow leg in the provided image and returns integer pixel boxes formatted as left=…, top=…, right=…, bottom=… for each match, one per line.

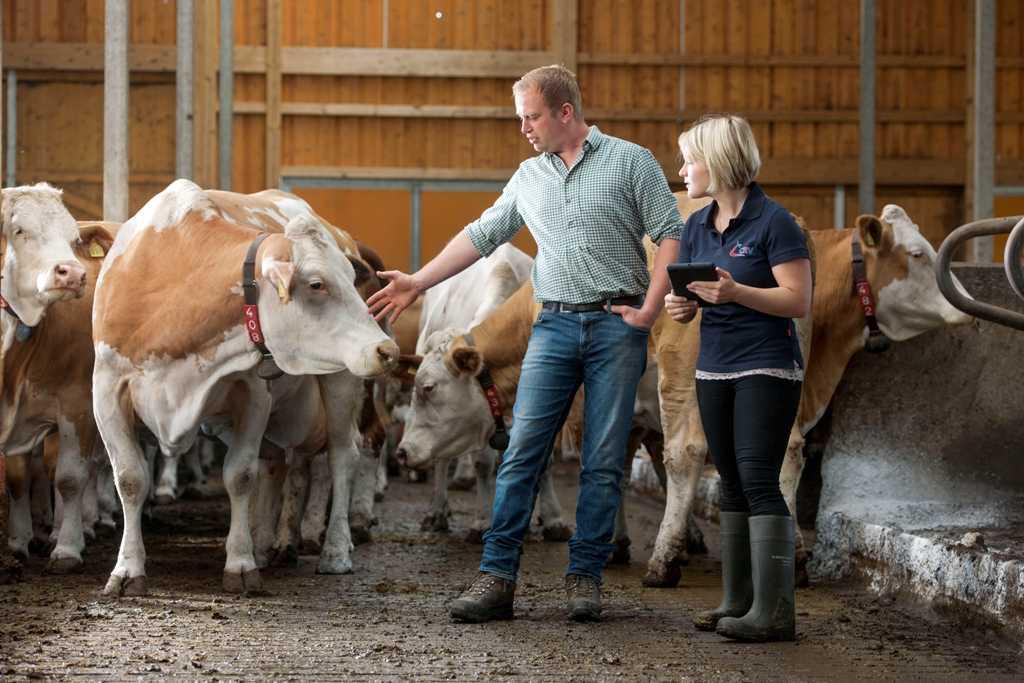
left=645, top=406, right=706, bottom=588
left=97, top=394, right=151, bottom=597
left=348, top=446, right=378, bottom=546
left=537, top=457, right=572, bottom=542
left=273, top=451, right=309, bottom=565
left=182, top=442, right=213, bottom=498
left=29, top=450, right=52, bottom=553
left=465, top=448, right=496, bottom=544
left=153, top=451, right=179, bottom=505
left=221, top=384, right=273, bottom=593
left=250, top=443, right=286, bottom=569
left=6, top=453, right=32, bottom=561
left=300, top=451, right=330, bottom=554
left=316, top=371, right=364, bottom=575
left=780, top=426, right=810, bottom=586
left=421, top=458, right=451, bottom=532
left=47, top=418, right=96, bottom=574
left=374, top=435, right=389, bottom=502
left=95, top=457, right=119, bottom=535
left=448, top=453, right=476, bottom=491
left=81, top=458, right=99, bottom=541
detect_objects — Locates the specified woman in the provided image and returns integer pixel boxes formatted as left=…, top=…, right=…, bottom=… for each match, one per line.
left=665, top=114, right=812, bottom=642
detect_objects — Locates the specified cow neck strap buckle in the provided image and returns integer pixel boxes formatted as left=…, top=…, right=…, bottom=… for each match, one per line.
left=242, top=233, right=285, bottom=381
left=462, top=332, right=510, bottom=452
left=851, top=232, right=890, bottom=353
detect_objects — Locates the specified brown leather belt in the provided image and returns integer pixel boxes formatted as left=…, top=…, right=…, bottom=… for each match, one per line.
left=541, top=294, right=644, bottom=313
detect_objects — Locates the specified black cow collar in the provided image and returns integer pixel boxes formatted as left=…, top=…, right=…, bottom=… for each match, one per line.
left=851, top=231, right=890, bottom=353
left=462, top=331, right=510, bottom=452
left=242, top=233, right=285, bottom=380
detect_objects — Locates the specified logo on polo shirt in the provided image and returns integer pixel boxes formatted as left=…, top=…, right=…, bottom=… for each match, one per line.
left=729, top=242, right=756, bottom=257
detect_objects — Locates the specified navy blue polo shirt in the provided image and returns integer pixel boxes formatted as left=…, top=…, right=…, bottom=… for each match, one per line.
left=679, top=183, right=810, bottom=374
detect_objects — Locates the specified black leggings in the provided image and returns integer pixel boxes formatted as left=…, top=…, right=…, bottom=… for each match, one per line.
left=696, top=374, right=802, bottom=517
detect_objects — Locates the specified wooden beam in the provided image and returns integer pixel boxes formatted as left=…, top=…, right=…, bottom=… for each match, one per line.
left=265, top=0, right=282, bottom=189
left=192, top=1, right=218, bottom=189
left=3, top=43, right=175, bottom=71
left=233, top=46, right=557, bottom=77
left=283, top=166, right=514, bottom=182
left=551, top=0, right=578, bottom=72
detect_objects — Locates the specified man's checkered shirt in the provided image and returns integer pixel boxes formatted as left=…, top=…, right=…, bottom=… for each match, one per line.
left=466, top=126, right=684, bottom=305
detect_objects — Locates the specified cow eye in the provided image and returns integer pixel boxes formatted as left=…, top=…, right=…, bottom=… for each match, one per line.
left=309, top=280, right=325, bottom=291
left=910, top=249, right=924, bottom=259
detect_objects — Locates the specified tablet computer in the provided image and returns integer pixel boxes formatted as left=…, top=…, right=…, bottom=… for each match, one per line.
left=667, top=262, right=719, bottom=305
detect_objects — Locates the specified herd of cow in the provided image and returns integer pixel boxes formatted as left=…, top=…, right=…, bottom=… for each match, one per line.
left=0, top=178, right=971, bottom=599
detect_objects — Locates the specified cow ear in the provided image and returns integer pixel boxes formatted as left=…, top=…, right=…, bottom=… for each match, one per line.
left=448, top=347, right=482, bottom=377
left=263, top=258, right=295, bottom=303
left=855, top=214, right=885, bottom=250
left=348, top=255, right=374, bottom=288
left=392, top=354, right=422, bottom=386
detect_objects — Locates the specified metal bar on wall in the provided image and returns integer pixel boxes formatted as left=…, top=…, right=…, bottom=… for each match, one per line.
left=103, top=0, right=129, bottom=222
left=219, top=0, right=234, bottom=190
left=858, top=0, right=875, bottom=216
left=410, top=184, right=422, bottom=272
left=5, top=71, right=15, bottom=187
left=176, top=0, right=194, bottom=180
left=834, top=185, right=846, bottom=229
left=972, top=0, right=996, bottom=262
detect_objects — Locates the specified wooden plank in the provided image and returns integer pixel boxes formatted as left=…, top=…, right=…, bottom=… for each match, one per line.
left=3, top=43, right=176, bottom=70
left=283, top=165, right=513, bottom=181
left=192, top=0, right=218, bottom=189
left=232, top=101, right=976, bottom=124
left=551, top=0, right=578, bottom=72
left=234, top=46, right=558, bottom=76
left=265, top=0, right=281, bottom=188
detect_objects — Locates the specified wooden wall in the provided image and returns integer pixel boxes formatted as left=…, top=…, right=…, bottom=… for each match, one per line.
left=2, top=0, right=1023, bottom=268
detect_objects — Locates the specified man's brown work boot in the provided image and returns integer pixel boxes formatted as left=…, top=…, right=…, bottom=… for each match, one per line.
left=449, top=572, right=516, bottom=623
left=565, top=574, right=602, bottom=622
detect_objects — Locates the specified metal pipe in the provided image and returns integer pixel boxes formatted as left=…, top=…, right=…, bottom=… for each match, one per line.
left=858, top=0, right=875, bottom=215
left=104, top=0, right=130, bottom=222
left=935, top=216, right=1024, bottom=330
left=971, top=0, right=996, bottom=262
left=5, top=70, right=15, bottom=187
left=834, top=184, right=845, bottom=229
left=176, top=0, right=194, bottom=180
left=1004, top=218, right=1024, bottom=302
left=410, top=183, right=422, bottom=271
left=219, top=0, right=234, bottom=189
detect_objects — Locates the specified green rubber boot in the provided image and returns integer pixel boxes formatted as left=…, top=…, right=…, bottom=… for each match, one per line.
left=715, top=515, right=796, bottom=642
left=693, top=511, right=752, bottom=631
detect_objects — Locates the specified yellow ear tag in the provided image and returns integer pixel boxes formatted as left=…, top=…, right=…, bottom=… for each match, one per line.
left=275, top=280, right=289, bottom=301
left=88, top=240, right=105, bottom=258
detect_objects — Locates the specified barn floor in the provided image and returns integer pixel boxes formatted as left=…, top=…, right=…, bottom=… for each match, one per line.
left=1, top=463, right=1021, bottom=681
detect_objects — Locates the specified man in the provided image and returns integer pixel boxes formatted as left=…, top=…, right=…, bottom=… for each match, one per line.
left=368, top=65, right=682, bottom=622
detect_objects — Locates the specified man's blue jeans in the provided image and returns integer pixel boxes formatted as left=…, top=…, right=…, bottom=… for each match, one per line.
left=480, top=308, right=649, bottom=583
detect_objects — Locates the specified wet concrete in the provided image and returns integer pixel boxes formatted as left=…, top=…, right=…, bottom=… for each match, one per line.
left=1, top=463, right=1021, bottom=681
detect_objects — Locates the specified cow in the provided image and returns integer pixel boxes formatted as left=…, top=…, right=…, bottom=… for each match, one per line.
left=91, top=179, right=399, bottom=597
left=642, top=199, right=973, bottom=588
left=2, top=183, right=110, bottom=573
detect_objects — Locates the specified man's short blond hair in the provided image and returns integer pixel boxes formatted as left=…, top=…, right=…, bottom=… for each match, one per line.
left=513, top=64, right=583, bottom=120
left=679, top=114, right=761, bottom=193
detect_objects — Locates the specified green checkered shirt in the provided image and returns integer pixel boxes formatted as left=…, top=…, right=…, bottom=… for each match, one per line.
left=465, top=126, right=683, bottom=304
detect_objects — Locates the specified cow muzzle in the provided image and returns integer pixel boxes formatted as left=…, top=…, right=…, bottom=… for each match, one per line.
left=47, top=260, right=87, bottom=298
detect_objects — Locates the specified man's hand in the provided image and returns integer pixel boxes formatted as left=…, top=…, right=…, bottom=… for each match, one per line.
left=367, top=270, right=422, bottom=324
left=686, top=267, right=740, bottom=305
left=612, top=304, right=657, bottom=331
left=664, top=292, right=698, bottom=324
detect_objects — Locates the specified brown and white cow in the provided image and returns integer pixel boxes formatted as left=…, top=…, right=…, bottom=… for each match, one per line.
left=643, top=199, right=972, bottom=587
left=2, top=183, right=108, bottom=572
left=92, top=179, right=399, bottom=597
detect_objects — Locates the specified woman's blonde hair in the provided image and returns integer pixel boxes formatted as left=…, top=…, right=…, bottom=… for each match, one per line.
left=678, top=114, right=761, bottom=193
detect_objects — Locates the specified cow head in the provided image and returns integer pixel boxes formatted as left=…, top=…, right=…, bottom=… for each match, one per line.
left=394, top=329, right=494, bottom=471
left=858, top=205, right=972, bottom=342
left=1, top=183, right=87, bottom=326
left=254, top=214, right=399, bottom=377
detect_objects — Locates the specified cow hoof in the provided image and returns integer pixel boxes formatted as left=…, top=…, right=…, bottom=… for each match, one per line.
left=609, top=538, right=631, bottom=565
left=374, top=490, right=385, bottom=502
left=45, top=556, right=84, bottom=575
left=253, top=551, right=270, bottom=570
left=13, top=547, right=30, bottom=563
left=96, top=520, right=118, bottom=537
left=350, top=525, right=373, bottom=546
left=541, top=522, right=572, bottom=543
left=464, top=527, right=486, bottom=545
left=316, top=554, right=353, bottom=575
left=102, top=574, right=147, bottom=598
left=270, top=545, right=299, bottom=568
left=300, top=538, right=323, bottom=556
left=642, top=563, right=682, bottom=588
left=154, top=492, right=176, bottom=506
left=28, top=537, right=51, bottom=557
left=420, top=513, right=450, bottom=533
left=223, top=569, right=264, bottom=595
